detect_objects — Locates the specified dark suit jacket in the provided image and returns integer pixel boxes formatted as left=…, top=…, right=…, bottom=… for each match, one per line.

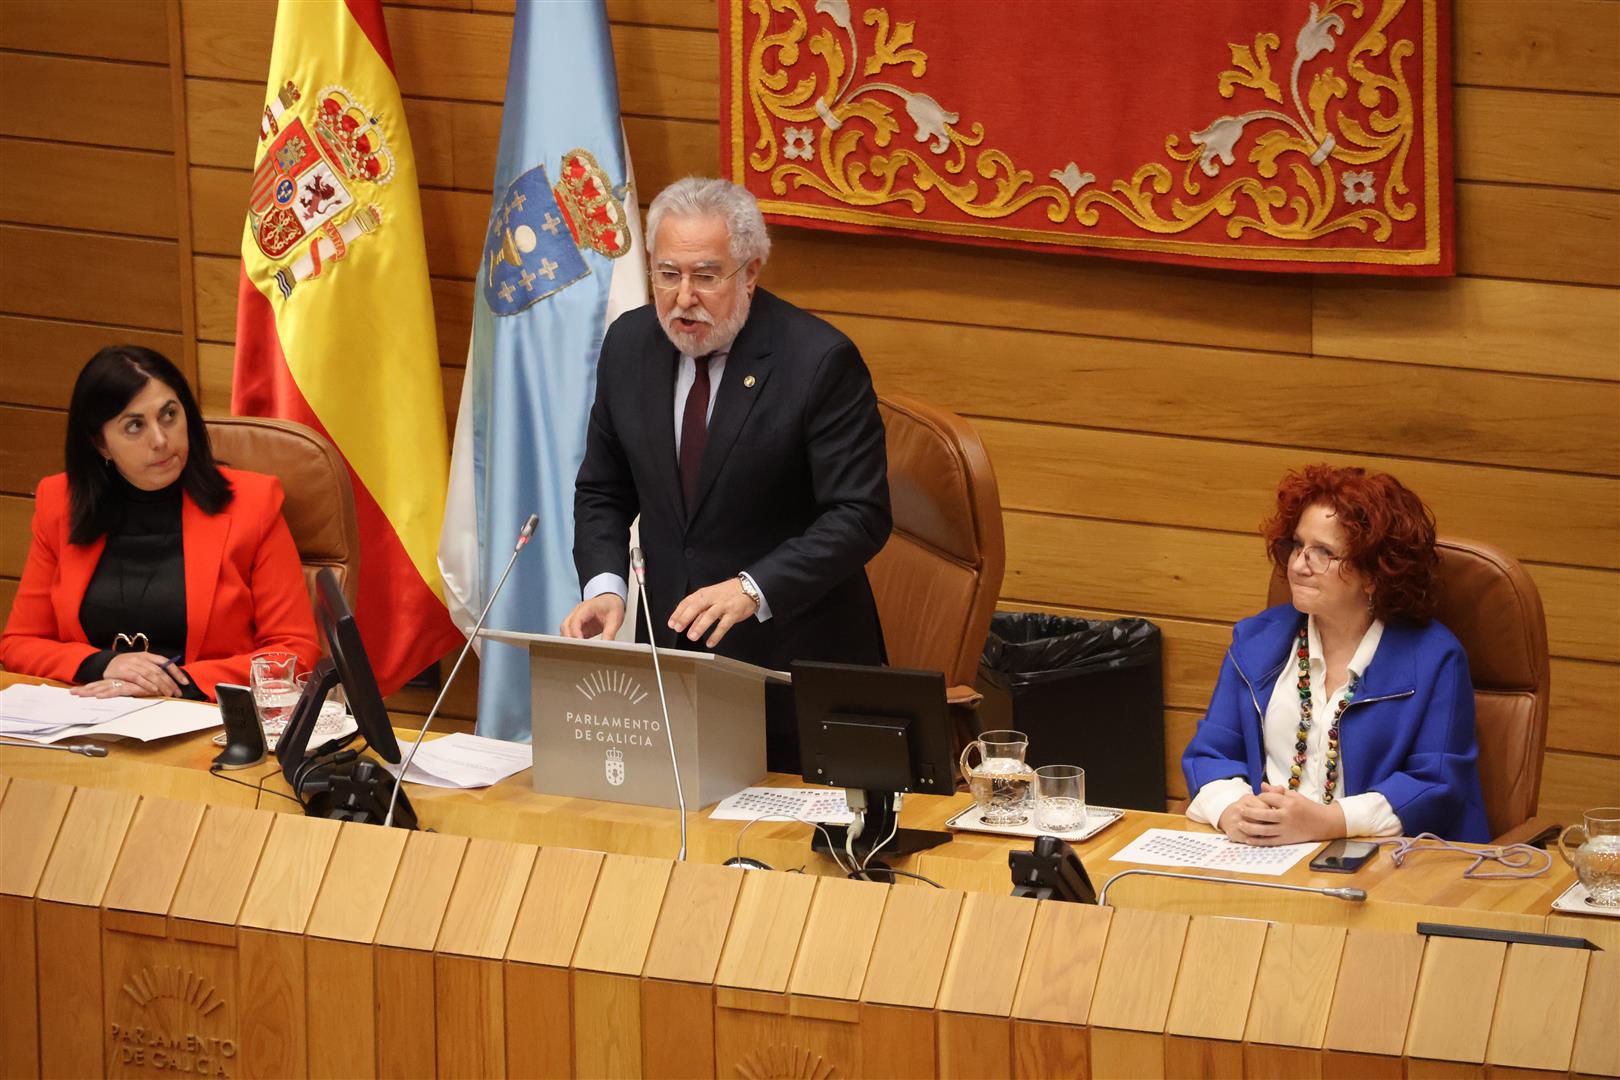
left=0, top=467, right=320, bottom=700
left=574, top=288, right=891, bottom=674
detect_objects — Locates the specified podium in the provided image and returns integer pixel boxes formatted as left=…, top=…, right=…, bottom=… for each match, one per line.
left=479, top=630, right=787, bottom=809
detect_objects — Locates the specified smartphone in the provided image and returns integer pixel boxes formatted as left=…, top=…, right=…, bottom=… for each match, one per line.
left=1310, top=839, right=1379, bottom=873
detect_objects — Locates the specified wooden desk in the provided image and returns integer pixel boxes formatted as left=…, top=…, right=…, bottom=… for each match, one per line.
left=0, top=697, right=1576, bottom=930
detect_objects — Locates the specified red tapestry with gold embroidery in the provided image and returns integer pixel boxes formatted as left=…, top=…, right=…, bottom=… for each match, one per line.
left=720, top=0, right=1453, bottom=274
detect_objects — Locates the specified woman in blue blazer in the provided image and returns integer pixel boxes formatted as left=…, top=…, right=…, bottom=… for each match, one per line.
left=1182, top=465, right=1491, bottom=844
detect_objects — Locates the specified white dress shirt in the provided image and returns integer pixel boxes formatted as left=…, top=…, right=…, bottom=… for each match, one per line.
left=582, top=350, right=772, bottom=621
left=1187, top=615, right=1403, bottom=838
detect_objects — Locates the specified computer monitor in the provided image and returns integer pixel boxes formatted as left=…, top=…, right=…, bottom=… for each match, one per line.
left=276, top=568, right=414, bottom=827
left=792, top=660, right=957, bottom=867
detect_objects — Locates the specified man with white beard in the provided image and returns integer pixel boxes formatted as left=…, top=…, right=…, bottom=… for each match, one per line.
left=563, top=177, right=891, bottom=764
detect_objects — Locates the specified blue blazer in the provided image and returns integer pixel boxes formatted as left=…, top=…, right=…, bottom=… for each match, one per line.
left=1182, top=604, right=1491, bottom=843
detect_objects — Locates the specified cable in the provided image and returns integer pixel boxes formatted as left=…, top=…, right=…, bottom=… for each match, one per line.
left=734, top=812, right=853, bottom=876
left=209, top=765, right=301, bottom=809
left=1375, top=833, right=1553, bottom=880
left=849, top=867, right=944, bottom=888
left=860, top=795, right=903, bottom=873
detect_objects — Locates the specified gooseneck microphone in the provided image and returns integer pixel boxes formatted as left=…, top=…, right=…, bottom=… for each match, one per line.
left=383, top=512, right=539, bottom=828
left=631, top=546, right=687, bottom=861
left=1096, top=867, right=1368, bottom=906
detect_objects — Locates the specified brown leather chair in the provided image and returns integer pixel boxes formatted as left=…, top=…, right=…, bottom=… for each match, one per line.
left=1268, top=538, right=1550, bottom=838
left=205, top=416, right=360, bottom=610
left=868, top=395, right=1006, bottom=704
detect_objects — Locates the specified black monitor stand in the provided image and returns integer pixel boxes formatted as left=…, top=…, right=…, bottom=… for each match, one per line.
left=299, top=757, right=417, bottom=828
left=808, top=788, right=951, bottom=870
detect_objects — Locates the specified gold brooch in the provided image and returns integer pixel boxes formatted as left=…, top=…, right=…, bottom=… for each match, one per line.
left=743, top=375, right=756, bottom=388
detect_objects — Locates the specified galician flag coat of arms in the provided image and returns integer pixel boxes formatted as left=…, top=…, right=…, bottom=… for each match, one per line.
left=233, top=0, right=461, bottom=695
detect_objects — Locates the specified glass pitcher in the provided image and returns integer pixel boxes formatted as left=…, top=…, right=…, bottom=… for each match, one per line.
left=1558, top=806, right=1620, bottom=906
left=958, top=729, right=1035, bottom=826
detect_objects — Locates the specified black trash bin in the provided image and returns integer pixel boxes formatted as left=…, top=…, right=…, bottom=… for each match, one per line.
left=976, top=612, right=1165, bottom=811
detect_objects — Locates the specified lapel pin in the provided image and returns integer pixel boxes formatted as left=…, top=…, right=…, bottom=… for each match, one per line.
left=743, top=374, right=757, bottom=388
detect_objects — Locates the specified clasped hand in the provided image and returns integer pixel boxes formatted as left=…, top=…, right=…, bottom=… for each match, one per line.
left=71, top=651, right=191, bottom=699
left=1217, top=782, right=1346, bottom=846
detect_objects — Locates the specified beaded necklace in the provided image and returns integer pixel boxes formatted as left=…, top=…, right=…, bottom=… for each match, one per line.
left=1289, top=625, right=1359, bottom=804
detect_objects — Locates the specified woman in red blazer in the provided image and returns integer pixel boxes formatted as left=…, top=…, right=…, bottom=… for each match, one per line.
left=0, top=346, right=318, bottom=701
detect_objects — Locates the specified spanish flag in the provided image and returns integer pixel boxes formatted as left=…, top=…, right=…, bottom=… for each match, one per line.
left=232, top=0, right=460, bottom=694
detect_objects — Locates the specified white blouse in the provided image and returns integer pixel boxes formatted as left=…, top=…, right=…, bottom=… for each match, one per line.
left=1187, top=615, right=1403, bottom=838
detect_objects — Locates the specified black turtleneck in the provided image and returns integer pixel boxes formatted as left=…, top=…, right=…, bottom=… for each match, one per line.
left=75, top=474, right=195, bottom=695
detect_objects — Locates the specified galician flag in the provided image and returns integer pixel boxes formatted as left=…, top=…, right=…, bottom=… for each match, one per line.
left=438, top=0, right=646, bottom=741
left=232, top=0, right=461, bottom=695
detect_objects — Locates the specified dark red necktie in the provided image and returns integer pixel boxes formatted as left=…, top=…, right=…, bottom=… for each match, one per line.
left=679, top=354, right=715, bottom=509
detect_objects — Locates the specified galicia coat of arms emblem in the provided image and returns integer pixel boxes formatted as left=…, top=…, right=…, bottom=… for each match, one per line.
left=605, top=748, right=625, bottom=786
left=248, top=80, right=393, bottom=298
left=482, top=148, right=632, bottom=316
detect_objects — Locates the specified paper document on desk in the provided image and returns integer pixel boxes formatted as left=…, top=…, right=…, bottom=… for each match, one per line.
left=0, top=685, right=221, bottom=744
left=708, top=787, right=855, bottom=824
left=1110, top=828, right=1320, bottom=876
left=383, top=732, right=533, bottom=788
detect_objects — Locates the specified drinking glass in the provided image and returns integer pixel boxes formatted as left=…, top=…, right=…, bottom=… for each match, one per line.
left=1034, top=765, right=1087, bottom=832
left=250, top=651, right=299, bottom=736
left=959, top=729, right=1035, bottom=826
left=1559, top=806, right=1620, bottom=906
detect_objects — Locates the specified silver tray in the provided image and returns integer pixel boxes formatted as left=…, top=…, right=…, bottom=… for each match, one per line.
left=945, top=803, right=1125, bottom=843
left=1550, top=880, right=1620, bottom=919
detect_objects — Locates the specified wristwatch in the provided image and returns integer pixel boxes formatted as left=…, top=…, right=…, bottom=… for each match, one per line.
left=736, top=573, right=762, bottom=612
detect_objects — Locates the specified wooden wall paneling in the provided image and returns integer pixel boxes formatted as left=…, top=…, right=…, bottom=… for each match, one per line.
left=192, top=254, right=238, bottom=341
left=187, top=165, right=246, bottom=259
left=858, top=885, right=964, bottom=1076
left=0, top=0, right=170, bottom=62
left=1403, top=935, right=1509, bottom=1065
left=0, top=139, right=178, bottom=239
left=1454, top=88, right=1620, bottom=191
left=838, top=311, right=1620, bottom=476
left=373, top=831, right=469, bottom=1079
left=0, top=226, right=182, bottom=331
left=0, top=53, right=173, bottom=150
left=0, top=779, right=74, bottom=1079
left=712, top=870, right=819, bottom=1080
left=1321, top=929, right=1426, bottom=1059
left=1010, top=901, right=1111, bottom=1031
left=639, top=861, right=746, bottom=1079
left=504, top=847, right=605, bottom=1080
left=570, top=853, right=675, bottom=1079
left=1312, top=276, right=1620, bottom=382
left=1526, top=563, right=1620, bottom=664
left=433, top=838, right=537, bottom=1079
left=1240, top=921, right=1347, bottom=1076
left=0, top=316, right=182, bottom=409
left=1455, top=182, right=1620, bottom=287
left=623, top=115, right=720, bottom=197
left=0, top=405, right=65, bottom=497
left=31, top=786, right=138, bottom=1079
left=1161, top=914, right=1269, bottom=1075
left=168, top=803, right=275, bottom=930
left=164, top=0, right=201, bottom=437
left=3, top=495, right=34, bottom=574
left=1540, top=750, right=1620, bottom=820
left=765, top=228, right=1315, bottom=356
left=933, top=892, right=1039, bottom=1080
left=1484, top=943, right=1591, bottom=1072
left=1550, top=659, right=1620, bottom=757
left=1547, top=916, right=1620, bottom=1078
left=1086, top=907, right=1190, bottom=1078
left=302, top=823, right=409, bottom=1080
left=605, top=0, right=715, bottom=30
left=977, top=417, right=1620, bottom=571
left=1453, top=0, right=1620, bottom=94
left=100, top=796, right=206, bottom=918
left=235, top=813, right=341, bottom=1079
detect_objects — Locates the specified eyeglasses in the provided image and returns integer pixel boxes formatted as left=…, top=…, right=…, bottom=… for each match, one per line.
left=650, top=263, right=745, bottom=293
left=1279, top=539, right=1344, bottom=574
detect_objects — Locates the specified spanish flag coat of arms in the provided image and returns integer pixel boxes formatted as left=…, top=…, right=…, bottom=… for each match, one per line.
left=232, top=0, right=460, bottom=694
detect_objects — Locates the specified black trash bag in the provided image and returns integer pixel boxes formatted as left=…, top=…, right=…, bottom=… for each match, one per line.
left=975, top=612, right=1166, bottom=811
left=980, top=613, right=1162, bottom=687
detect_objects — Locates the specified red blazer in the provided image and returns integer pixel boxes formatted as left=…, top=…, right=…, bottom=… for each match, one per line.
left=0, top=467, right=320, bottom=700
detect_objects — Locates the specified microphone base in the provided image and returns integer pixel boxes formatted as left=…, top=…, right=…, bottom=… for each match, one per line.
left=302, top=757, right=418, bottom=829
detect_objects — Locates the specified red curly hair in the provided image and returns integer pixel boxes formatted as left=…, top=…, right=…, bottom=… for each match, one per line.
left=1261, top=465, right=1440, bottom=622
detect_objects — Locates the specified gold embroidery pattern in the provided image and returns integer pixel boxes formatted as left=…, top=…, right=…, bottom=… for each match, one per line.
left=732, top=0, right=1441, bottom=265
left=745, top=0, right=1070, bottom=223
left=1075, top=0, right=1416, bottom=243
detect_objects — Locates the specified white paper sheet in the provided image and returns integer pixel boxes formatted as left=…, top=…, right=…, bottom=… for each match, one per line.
left=0, top=686, right=218, bottom=744
left=1109, top=827, right=1321, bottom=876
left=382, top=732, right=533, bottom=789
left=707, top=787, right=855, bottom=824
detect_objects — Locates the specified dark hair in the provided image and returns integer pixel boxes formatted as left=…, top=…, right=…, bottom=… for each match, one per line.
left=1261, top=464, right=1440, bottom=623
left=66, top=346, right=233, bottom=544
